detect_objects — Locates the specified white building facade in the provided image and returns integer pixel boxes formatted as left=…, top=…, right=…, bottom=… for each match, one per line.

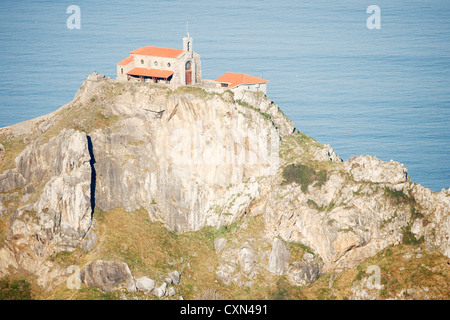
left=117, top=34, right=201, bottom=85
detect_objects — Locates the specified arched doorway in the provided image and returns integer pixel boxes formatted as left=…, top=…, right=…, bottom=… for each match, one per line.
left=185, top=61, right=192, bottom=85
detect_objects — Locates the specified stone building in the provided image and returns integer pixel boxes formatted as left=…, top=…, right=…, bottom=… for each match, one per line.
left=116, top=33, right=201, bottom=85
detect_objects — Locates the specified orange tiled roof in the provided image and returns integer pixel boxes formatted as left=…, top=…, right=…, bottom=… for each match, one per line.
left=117, top=56, right=134, bottom=65
left=127, top=67, right=174, bottom=79
left=214, top=72, right=268, bottom=88
left=130, top=46, right=184, bottom=58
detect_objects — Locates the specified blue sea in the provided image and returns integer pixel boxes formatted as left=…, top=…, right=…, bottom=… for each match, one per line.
left=0, top=0, right=449, bottom=192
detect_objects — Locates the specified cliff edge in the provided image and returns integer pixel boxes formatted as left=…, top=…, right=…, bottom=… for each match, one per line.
left=0, top=74, right=448, bottom=299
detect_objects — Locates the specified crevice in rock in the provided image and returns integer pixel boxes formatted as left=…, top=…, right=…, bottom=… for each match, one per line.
left=86, top=135, right=96, bottom=218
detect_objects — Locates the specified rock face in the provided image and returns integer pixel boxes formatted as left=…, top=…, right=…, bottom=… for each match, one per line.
left=17, top=128, right=93, bottom=250
left=287, top=260, right=321, bottom=286
left=153, top=282, right=167, bottom=298
left=136, top=276, right=156, bottom=294
left=344, top=155, right=408, bottom=184
left=0, top=169, right=26, bottom=193
left=0, top=128, right=94, bottom=287
left=261, top=153, right=450, bottom=271
left=168, top=270, right=181, bottom=285
left=214, top=238, right=227, bottom=252
left=86, top=82, right=283, bottom=233
left=268, top=238, right=290, bottom=275
left=0, top=75, right=448, bottom=292
left=80, top=260, right=136, bottom=292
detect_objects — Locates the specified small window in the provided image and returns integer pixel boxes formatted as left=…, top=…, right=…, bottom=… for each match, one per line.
left=167, top=62, right=171, bottom=67
left=141, top=59, right=144, bottom=64
left=121, top=68, right=123, bottom=74
left=154, top=61, right=158, bottom=66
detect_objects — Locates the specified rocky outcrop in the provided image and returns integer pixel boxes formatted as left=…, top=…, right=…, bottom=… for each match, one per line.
left=287, top=260, right=321, bottom=286
left=0, top=129, right=94, bottom=287
left=216, top=238, right=263, bottom=287
left=409, top=183, right=450, bottom=257
left=17, top=129, right=93, bottom=250
left=262, top=154, right=449, bottom=271
left=344, top=155, right=408, bottom=184
left=135, top=276, right=156, bottom=294
left=80, top=260, right=136, bottom=292
left=153, top=282, right=167, bottom=298
left=168, top=270, right=181, bottom=285
left=0, top=74, right=448, bottom=293
left=268, top=238, right=290, bottom=275
left=0, top=169, right=26, bottom=193
left=214, top=238, right=227, bottom=253
left=86, top=81, right=282, bottom=233
left=135, top=271, right=181, bottom=298
left=0, top=143, right=4, bottom=163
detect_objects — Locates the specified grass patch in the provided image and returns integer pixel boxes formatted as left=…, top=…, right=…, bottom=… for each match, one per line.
left=200, top=222, right=239, bottom=243
left=0, top=135, right=26, bottom=173
left=169, top=85, right=210, bottom=98
left=287, top=241, right=315, bottom=263
left=410, top=206, right=424, bottom=220
left=0, top=279, right=32, bottom=300
left=356, top=245, right=449, bottom=299
left=306, top=199, right=336, bottom=212
left=402, top=223, right=425, bottom=246
left=302, top=244, right=450, bottom=300
left=282, top=163, right=327, bottom=192
left=90, top=208, right=222, bottom=299
left=383, top=187, right=415, bottom=206
left=268, top=277, right=291, bottom=300
left=235, top=99, right=272, bottom=121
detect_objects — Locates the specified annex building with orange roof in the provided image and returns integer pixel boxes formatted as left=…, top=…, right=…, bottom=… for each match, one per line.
left=214, top=72, right=269, bottom=94
left=117, top=33, right=201, bottom=85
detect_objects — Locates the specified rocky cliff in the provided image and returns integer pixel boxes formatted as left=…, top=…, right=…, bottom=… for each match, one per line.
left=0, top=74, right=448, bottom=298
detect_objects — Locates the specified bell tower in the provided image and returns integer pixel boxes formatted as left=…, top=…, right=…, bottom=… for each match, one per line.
left=183, top=22, right=193, bottom=58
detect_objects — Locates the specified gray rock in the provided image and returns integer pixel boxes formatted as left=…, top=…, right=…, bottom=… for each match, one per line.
left=214, top=238, right=227, bottom=252
left=87, top=72, right=106, bottom=82
left=0, top=169, right=27, bottom=193
left=169, top=270, right=181, bottom=285
left=238, top=246, right=255, bottom=275
left=344, top=155, right=408, bottom=184
left=80, top=260, right=136, bottom=292
left=287, top=261, right=321, bottom=286
left=303, top=252, right=315, bottom=261
left=216, top=264, right=235, bottom=286
left=153, top=282, right=167, bottom=298
left=403, top=252, right=413, bottom=260
left=167, top=286, right=176, bottom=297
left=268, top=238, right=290, bottom=275
left=136, top=276, right=155, bottom=293
left=81, top=230, right=98, bottom=253
left=0, top=143, right=4, bottom=164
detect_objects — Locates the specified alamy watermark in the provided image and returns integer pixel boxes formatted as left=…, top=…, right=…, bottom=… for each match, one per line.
left=66, top=5, right=380, bottom=31
left=66, top=265, right=81, bottom=289
left=168, top=119, right=280, bottom=168
left=365, top=265, right=381, bottom=289
left=66, top=5, right=81, bottom=30
left=367, top=5, right=381, bottom=30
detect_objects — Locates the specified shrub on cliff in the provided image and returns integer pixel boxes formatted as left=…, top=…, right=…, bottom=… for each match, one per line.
left=282, top=163, right=327, bottom=192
